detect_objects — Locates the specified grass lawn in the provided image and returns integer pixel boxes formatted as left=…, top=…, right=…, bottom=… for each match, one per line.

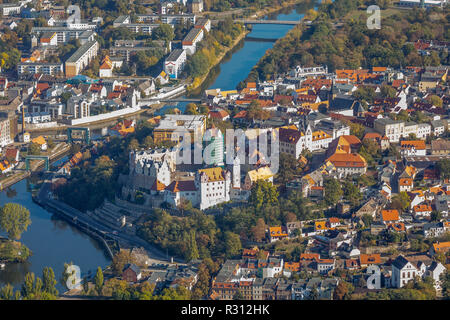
left=342, top=7, right=408, bottom=23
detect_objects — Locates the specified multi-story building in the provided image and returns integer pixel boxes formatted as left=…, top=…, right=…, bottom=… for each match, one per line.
left=391, top=255, right=446, bottom=289
left=400, top=140, right=426, bottom=156
left=66, top=95, right=92, bottom=119
left=189, top=0, right=204, bottom=13
left=196, top=167, right=231, bottom=210
left=182, top=28, right=204, bottom=55
left=374, top=118, right=405, bottom=143
left=416, top=123, right=431, bottom=139
left=31, top=26, right=96, bottom=45
left=153, top=114, right=206, bottom=144
left=194, top=18, right=211, bottom=32
left=164, top=49, right=186, bottom=79
left=0, top=3, right=22, bottom=16
left=0, top=116, right=12, bottom=147
left=65, top=41, right=99, bottom=77
left=326, top=153, right=367, bottom=177
left=17, top=62, right=63, bottom=76
left=110, top=40, right=168, bottom=62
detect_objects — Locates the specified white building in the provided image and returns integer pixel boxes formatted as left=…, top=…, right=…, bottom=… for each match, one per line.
left=374, top=118, right=405, bottom=143
left=0, top=117, right=12, bottom=147
left=182, top=28, right=204, bottom=55
left=164, top=49, right=187, bottom=79
left=391, top=255, right=446, bottom=290
left=17, top=62, right=63, bottom=76
left=0, top=3, right=22, bottom=16
left=416, top=123, right=431, bottom=139
left=196, top=167, right=231, bottom=210
left=65, top=40, right=99, bottom=77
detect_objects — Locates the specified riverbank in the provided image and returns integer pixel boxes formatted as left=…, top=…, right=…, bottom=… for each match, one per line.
left=186, top=29, right=250, bottom=94
left=0, top=238, right=31, bottom=263
left=200, top=0, right=309, bottom=19
left=0, top=142, right=70, bottom=191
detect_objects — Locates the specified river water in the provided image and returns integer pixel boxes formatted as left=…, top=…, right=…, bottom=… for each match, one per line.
left=0, top=1, right=316, bottom=292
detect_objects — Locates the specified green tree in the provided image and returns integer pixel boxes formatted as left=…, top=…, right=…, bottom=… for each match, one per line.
left=324, top=178, right=343, bottom=206
left=437, top=159, right=450, bottom=180
left=28, top=143, right=41, bottom=155
left=153, top=24, right=175, bottom=41
left=224, top=231, right=241, bottom=258
left=427, top=95, right=443, bottom=108
left=0, top=284, right=15, bottom=300
left=94, top=267, right=104, bottom=295
left=249, top=180, right=279, bottom=210
left=42, top=267, right=58, bottom=296
left=0, top=203, right=31, bottom=240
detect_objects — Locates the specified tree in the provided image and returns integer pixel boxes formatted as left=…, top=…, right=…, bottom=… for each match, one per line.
left=380, top=85, right=397, bottom=98
left=185, top=103, right=198, bottom=115
left=28, top=142, right=41, bottom=155
left=224, top=231, right=241, bottom=258
left=343, top=181, right=363, bottom=207
left=333, top=281, right=350, bottom=300
left=0, top=284, right=15, bottom=300
left=431, top=211, right=442, bottom=222
left=427, top=95, right=443, bottom=108
left=42, top=267, right=58, bottom=296
left=153, top=24, right=175, bottom=41
left=251, top=218, right=266, bottom=242
left=249, top=180, right=279, bottom=210
left=324, top=178, right=343, bottom=206
left=0, top=203, right=31, bottom=240
left=390, top=192, right=410, bottom=212
left=437, top=159, right=450, bottom=180
left=111, top=250, right=133, bottom=276
left=94, top=267, right=104, bottom=296
left=185, top=230, right=200, bottom=262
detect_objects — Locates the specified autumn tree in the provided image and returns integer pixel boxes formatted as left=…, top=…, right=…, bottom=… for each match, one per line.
left=251, top=218, right=266, bottom=242
left=0, top=203, right=31, bottom=240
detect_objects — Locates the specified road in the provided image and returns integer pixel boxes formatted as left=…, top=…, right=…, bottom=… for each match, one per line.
left=36, top=173, right=185, bottom=264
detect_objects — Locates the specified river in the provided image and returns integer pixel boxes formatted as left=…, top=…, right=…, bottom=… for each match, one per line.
left=0, top=1, right=317, bottom=292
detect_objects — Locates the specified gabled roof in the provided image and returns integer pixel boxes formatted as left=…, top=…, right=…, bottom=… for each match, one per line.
left=123, top=263, right=141, bottom=275
left=198, top=167, right=226, bottom=182
left=165, top=180, right=197, bottom=192
left=381, top=209, right=399, bottom=222
left=391, top=255, right=410, bottom=270
left=400, top=140, right=426, bottom=150
left=360, top=254, right=381, bottom=265
left=279, top=127, right=303, bottom=144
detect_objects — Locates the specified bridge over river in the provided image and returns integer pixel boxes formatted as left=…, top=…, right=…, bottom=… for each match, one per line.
left=236, top=19, right=303, bottom=25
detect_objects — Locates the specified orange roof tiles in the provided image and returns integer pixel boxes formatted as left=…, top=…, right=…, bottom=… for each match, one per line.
left=314, top=221, right=327, bottom=231
left=432, top=242, right=450, bottom=253
left=269, top=226, right=288, bottom=238
left=400, top=140, right=426, bottom=150
left=413, top=204, right=432, bottom=213
left=381, top=209, right=400, bottom=222
left=165, top=180, right=197, bottom=192
left=327, top=153, right=367, bottom=168
left=360, top=253, right=381, bottom=265
left=300, top=253, right=320, bottom=261
left=399, top=178, right=413, bottom=186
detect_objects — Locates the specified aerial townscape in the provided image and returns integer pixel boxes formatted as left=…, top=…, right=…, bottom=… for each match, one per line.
left=0, top=0, right=449, bottom=303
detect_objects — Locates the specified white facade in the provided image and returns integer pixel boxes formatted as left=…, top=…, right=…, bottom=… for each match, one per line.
left=164, top=49, right=187, bottom=79
left=0, top=118, right=12, bottom=147
left=197, top=168, right=231, bottom=210
left=416, top=123, right=431, bottom=139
